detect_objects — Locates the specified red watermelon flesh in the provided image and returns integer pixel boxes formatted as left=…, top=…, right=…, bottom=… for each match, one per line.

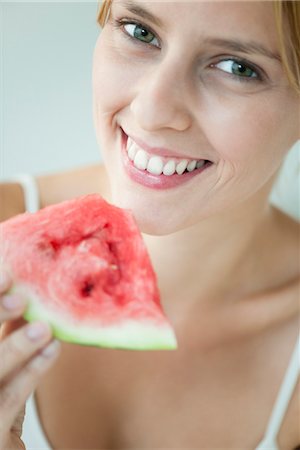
left=0, top=194, right=177, bottom=350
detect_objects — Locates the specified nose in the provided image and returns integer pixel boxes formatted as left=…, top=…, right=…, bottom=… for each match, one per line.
left=130, top=58, right=193, bottom=132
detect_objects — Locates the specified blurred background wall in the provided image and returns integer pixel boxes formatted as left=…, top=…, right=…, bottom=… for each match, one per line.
left=0, top=1, right=299, bottom=220
left=1, top=1, right=101, bottom=178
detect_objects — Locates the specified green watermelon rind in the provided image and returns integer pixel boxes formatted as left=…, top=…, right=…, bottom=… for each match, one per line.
left=9, top=284, right=177, bottom=351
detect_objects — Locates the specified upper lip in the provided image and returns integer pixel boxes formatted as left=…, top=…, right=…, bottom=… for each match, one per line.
left=122, top=128, right=209, bottom=161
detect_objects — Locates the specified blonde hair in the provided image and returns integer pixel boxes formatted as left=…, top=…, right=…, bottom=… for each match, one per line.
left=96, top=0, right=300, bottom=95
left=98, top=0, right=112, bottom=27
left=273, top=1, right=300, bottom=94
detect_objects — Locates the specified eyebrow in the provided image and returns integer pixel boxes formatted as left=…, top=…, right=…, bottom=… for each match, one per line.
left=203, top=37, right=281, bottom=62
left=120, top=0, right=164, bottom=28
left=120, top=0, right=281, bottom=62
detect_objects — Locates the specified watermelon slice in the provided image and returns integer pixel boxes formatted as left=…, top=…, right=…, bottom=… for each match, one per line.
left=0, top=194, right=177, bottom=350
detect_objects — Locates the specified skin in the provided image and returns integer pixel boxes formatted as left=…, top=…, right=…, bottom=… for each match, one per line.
left=92, top=0, right=300, bottom=317
left=0, top=1, right=299, bottom=448
left=93, top=0, right=299, bottom=229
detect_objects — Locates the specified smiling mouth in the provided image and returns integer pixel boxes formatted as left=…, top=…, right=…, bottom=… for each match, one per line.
left=119, top=129, right=213, bottom=190
left=121, top=128, right=213, bottom=177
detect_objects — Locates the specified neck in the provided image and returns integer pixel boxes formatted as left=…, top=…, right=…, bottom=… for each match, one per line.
left=142, top=179, right=278, bottom=323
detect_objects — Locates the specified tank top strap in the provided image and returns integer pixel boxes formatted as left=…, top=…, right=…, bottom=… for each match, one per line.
left=22, top=393, right=52, bottom=449
left=257, top=332, right=300, bottom=449
left=8, top=173, right=40, bottom=213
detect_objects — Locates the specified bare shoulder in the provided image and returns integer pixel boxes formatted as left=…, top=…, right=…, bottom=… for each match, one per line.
left=279, top=342, right=300, bottom=450
left=36, top=162, right=110, bottom=208
left=238, top=207, right=299, bottom=449
left=0, top=182, right=26, bottom=221
left=272, top=206, right=299, bottom=249
left=273, top=208, right=300, bottom=450
left=0, top=162, right=109, bottom=222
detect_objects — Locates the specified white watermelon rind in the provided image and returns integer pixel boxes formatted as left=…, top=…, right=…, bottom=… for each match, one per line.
left=9, top=284, right=178, bottom=351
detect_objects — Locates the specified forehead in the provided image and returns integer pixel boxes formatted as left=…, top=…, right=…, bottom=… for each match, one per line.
left=113, top=0, right=279, bottom=49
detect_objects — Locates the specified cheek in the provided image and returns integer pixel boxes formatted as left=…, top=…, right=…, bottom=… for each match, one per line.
left=92, top=38, right=124, bottom=155
left=92, top=33, right=134, bottom=120
left=203, top=91, right=293, bottom=176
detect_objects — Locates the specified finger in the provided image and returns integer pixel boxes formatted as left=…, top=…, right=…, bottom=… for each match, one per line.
left=0, top=321, right=52, bottom=382
left=0, top=338, right=61, bottom=431
left=0, top=295, right=27, bottom=328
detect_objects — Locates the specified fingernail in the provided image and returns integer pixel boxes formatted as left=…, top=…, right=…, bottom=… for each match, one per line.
left=2, top=295, right=24, bottom=310
left=41, top=340, right=60, bottom=358
left=26, top=322, right=50, bottom=341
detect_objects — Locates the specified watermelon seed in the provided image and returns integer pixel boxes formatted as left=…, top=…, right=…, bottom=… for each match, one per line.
left=50, top=240, right=61, bottom=252
left=81, top=280, right=94, bottom=297
left=37, top=241, right=57, bottom=257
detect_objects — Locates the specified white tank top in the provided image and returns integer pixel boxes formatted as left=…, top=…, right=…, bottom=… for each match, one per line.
left=13, top=174, right=299, bottom=450
left=21, top=333, right=300, bottom=449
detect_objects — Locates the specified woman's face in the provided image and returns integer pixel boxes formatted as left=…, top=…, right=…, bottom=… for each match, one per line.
left=92, top=0, right=299, bottom=234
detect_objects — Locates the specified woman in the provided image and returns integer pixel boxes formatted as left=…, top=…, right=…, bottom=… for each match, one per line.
left=0, top=1, right=299, bottom=449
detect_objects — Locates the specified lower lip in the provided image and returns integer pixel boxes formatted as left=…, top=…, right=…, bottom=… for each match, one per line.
left=120, top=131, right=213, bottom=190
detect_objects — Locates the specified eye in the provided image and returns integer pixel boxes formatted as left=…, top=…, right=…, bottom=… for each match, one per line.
left=212, top=59, right=263, bottom=82
left=113, top=19, right=160, bottom=48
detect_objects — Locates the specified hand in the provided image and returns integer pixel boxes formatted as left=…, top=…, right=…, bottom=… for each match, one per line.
left=0, top=268, right=61, bottom=450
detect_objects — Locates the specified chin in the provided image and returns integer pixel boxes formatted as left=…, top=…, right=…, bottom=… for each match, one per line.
left=133, top=215, right=185, bottom=236
left=110, top=193, right=169, bottom=235
left=109, top=188, right=198, bottom=236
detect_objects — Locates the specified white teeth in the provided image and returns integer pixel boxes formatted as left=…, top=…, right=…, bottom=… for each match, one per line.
left=127, top=137, right=134, bottom=149
left=128, top=142, right=138, bottom=161
left=126, top=137, right=208, bottom=175
left=187, top=160, right=197, bottom=172
left=196, top=160, right=205, bottom=169
left=176, top=159, right=188, bottom=175
left=134, top=149, right=148, bottom=170
left=147, top=156, right=164, bottom=175
left=163, top=160, right=176, bottom=176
